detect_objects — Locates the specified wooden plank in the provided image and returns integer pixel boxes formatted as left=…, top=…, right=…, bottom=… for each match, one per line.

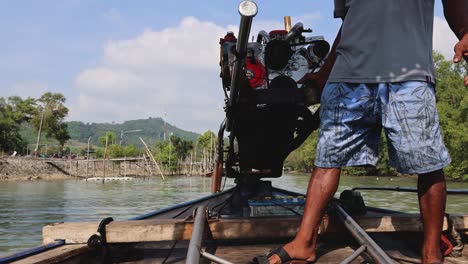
left=43, top=219, right=190, bottom=244
left=11, top=244, right=89, bottom=264
left=43, top=214, right=468, bottom=244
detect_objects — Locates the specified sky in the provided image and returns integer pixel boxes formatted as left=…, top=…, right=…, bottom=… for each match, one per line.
left=0, top=0, right=459, bottom=133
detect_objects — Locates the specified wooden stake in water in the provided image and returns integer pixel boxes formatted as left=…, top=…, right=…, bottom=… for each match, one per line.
left=139, top=137, right=165, bottom=181
left=86, top=137, right=91, bottom=178
left=102, top=135, right=108, bottom=183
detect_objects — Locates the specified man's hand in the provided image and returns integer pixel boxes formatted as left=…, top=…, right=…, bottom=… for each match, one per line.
left=453, top=34, right=468, bottom=87
left=299, top=73, right=325, bottom=106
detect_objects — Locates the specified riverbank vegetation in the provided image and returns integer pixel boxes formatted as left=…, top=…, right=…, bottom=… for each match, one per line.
left=285, top=52, right=468, bottom=180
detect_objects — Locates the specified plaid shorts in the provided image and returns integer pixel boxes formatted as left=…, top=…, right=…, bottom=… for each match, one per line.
left=315, top=82, right=451, bottom=174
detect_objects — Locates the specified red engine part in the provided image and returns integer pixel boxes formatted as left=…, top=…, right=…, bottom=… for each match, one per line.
left=269, top=30, right=288, bottom=40
left=245, top=59, right=266, bottom=89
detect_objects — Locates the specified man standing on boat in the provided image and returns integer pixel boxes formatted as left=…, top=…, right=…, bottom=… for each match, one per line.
left=267, top=0, right=468, bottom=263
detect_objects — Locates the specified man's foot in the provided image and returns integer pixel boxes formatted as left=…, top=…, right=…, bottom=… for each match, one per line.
left=422, top=246, right=443, bottom=264
left=268, top=241, right=316, bottom=264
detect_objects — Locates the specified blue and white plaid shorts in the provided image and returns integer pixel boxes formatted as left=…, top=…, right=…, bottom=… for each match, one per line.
left=315, top=82, right=451, bottom=174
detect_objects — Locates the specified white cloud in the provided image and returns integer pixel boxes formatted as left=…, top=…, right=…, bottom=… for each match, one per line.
left=71, top=17, right=237, bottom=132
left=433, top=16, right=458, bottom=60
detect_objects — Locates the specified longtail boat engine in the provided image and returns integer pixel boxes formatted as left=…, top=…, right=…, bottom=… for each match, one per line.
left=214, top=1, right=330, bottom=212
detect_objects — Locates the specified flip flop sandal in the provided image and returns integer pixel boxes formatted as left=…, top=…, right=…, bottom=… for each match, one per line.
left=250, top=246, right=314, bottom=264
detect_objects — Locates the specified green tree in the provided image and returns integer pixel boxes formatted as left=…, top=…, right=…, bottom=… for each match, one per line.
left=107, top=144, right=123, bottom=158
left=0, top=96, right=36, bottom=152
left=170, top=135, right=193, bottom=160
left=155, top=135, right=193, bottom=173
left=285, top=131, right=319, bottom=172
left=98, top=131, right=116, bottom=147
left=54, top=123, right=71, bottom=148
left=433, top=52, right=468, bottom=179
left=123, top=144, right=139, bottom=157
left=31, top=92, right=70, bottom=148
left=196, top=130, right=217, bottom=151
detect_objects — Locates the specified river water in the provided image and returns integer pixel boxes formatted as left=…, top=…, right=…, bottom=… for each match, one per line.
left=1, top=174, right=468, bottom=254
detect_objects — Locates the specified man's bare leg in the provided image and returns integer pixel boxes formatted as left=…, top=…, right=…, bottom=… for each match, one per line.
left=418, top=169, right=446, bottom=264
left=269, top=167, right=341, bottom=264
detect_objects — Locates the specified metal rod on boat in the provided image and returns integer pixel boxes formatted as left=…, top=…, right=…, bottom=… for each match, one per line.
left=200, top=250, right=234, bottom=264
left=226, top=0, right=258, bottom=131
left=331, top=201, right=394, bottom=264
left=339, top=245, right=366, bottom=264
left=186, top=206, right=208, bottom=264
left=352, top=186, right=468, bottom=195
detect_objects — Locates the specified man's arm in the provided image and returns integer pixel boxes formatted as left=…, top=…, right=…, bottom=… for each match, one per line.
left=442, top=0, right=468, bottom=86
left=300, top=29, right=341, bottom=106
left=442, top=0, right=468, bottom=40
left=299, top=28, right=341, bottom=92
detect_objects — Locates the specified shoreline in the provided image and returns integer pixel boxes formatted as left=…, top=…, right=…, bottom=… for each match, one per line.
left=0, top=157, right=204, bottom=182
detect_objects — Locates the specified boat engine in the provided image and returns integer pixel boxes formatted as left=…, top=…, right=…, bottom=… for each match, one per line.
left=219, top=21, right=330, bottom=96
left=214, top=1, right=330, bottom=191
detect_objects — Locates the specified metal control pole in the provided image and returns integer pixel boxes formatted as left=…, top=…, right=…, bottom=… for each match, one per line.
left=186, top=206, right=208, bottom=264
left=226, top=0, right=258, bottom=131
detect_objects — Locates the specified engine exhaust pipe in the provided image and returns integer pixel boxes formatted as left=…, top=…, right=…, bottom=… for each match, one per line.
left=227, top=0, right=258, bottom=131
left=284, top=16, right=292, bottom=31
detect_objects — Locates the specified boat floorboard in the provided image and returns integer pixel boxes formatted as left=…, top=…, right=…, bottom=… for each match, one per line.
left=109, top=238, right=468, bottom=263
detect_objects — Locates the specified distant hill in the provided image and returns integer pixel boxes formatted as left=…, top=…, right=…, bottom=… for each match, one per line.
left=20, top=118, right=199, bottom=149
left=67, top=117, right=199, bottom=146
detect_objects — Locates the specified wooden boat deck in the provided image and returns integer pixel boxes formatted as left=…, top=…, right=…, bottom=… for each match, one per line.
left=6, top=187, right=468, bottom=264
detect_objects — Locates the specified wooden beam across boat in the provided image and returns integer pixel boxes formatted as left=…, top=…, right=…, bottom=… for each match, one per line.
left=43, top=213, right=468, bottom=245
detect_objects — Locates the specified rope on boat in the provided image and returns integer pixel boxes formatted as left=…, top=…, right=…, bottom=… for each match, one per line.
left=87, top=217, right=114, bottom=263
left=446, top=213, right=464, bottom=258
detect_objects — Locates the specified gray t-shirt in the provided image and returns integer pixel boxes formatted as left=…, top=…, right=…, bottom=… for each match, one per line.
left=328, top=0, right=435, bottom=84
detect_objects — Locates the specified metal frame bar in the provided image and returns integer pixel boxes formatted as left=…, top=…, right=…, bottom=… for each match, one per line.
left=340, top=245, right=366, bottom=264
left=186, top=206, right=234, bottom=264
left=331, top=201, right=394, bottom=264
left=186, top=206, right=208, bottom=264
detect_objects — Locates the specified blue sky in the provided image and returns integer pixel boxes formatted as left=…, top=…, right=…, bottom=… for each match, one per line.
left=0, top=1, right=456, bottom=132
